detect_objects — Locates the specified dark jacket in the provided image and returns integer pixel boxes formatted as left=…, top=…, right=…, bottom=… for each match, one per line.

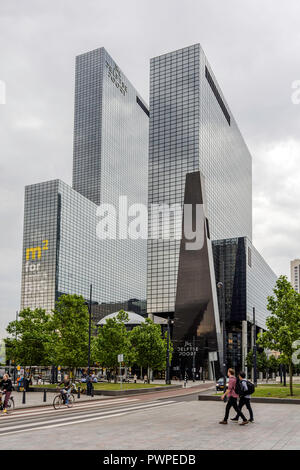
left=59, top=380, right=71, bottom=390
left=0, top=379, right=13, bottom=392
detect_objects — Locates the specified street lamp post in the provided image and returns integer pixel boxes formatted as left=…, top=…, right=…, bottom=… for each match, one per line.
left=217, top=281, right=226, bottom=388
left=253, top=307, right=257, bottom=387
left=166, top=317, right=173, bottom=385
left=87, top=284, right=92, bottom=377
left=192, top=336, right=196, bottom=382
left=13, top=311, right=18, bottom=385
left=84, top=287, right=99, bottom=396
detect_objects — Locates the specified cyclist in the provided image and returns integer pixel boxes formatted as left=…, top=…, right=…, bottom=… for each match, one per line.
left=58, top=375, right=72, bottom=407
left=0, top=374, right=13, bottom=414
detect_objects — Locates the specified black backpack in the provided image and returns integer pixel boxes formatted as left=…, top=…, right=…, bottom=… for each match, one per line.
left=234, top=378, right=242, bottom=395
left=240, top=379, right=255, bottom=396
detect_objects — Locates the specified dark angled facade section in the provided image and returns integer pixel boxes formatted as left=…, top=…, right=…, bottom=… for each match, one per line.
left=173, top=172, right=222, bottom=378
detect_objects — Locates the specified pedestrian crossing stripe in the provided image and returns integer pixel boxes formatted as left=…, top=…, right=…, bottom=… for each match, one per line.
left=0, top=400, right=176, bottom=437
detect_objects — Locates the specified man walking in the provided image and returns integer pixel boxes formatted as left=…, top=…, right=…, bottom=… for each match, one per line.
left=231, top=371, right=254, bottom=423
left=219, top=368, right=248, bottom=426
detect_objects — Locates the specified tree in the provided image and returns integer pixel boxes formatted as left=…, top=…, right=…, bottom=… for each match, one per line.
left=245, top=350, right=269, bottom=377
left=257, top=350, right=268, bottom=376
left=130, top=318, right=173, bottom=381
left=245, top=350, right=253, bottom=371
left=257, top=276, right=300, bottom=396
left=267, top=355, right=279, bottom=375
left=0, top=340, right=5, bottom=365
left=52, top=294, right=95, bottom=376
left=96, top=310, right=134, bottom=382
left=5, top=308, right=54, bottom=370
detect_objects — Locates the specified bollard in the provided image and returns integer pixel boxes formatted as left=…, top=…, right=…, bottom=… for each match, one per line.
left=77, top=386, right=81, bottom=399
left=22, top=389, right=26, bottom=404
left=43, top=389, right=47, bottom=402
left=91, top=387, right=94, bottom=398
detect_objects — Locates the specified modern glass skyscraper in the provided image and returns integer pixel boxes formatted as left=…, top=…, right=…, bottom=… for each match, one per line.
left=20, top=47, right=149, bottom=318
left=147, top=44, right=252, bottom=317
left=73, top=47, right=149, bottom=208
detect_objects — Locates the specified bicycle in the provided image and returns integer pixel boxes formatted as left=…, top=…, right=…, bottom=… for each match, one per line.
left=70, top=383, right=77, bottom=402
left=0, top=391, right=15, bottom=412
left=53, top=389, right=74, bottom=410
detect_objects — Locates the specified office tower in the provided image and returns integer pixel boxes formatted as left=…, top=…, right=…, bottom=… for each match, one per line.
left=291, top=259, right=300, bottom=293
left=73, top=47, right=149, bottom=207
left=147, top=44, right=252, bottom=318
left=147, top=44, right=279, bottom=379
left=20, top=48, right=149, bottom=317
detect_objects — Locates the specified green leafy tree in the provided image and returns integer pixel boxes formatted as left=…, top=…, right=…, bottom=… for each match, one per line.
left=245, top=350, right=269, bottom=376
left=96, top=310, right=134, bottom=382
left=52, top=294, right=95, bottom=377
left=130, top=318, right=173, bottom=381
left=5, top=308, right=54, bottom=370
left=268, top=355, right=279, bottom=374
left=257, top=350, right=268, bottom=375
left=245, top=350, right=253, bottom=370
left=0, top=339, right=7, bottom=365
left=257, top=275, right=300, bottom=396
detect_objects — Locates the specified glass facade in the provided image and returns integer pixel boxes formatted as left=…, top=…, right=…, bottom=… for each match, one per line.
left=73, top=47, right=148, bottom=208
left=21, top=181, right=59, bottom=313
left=21, top=180, right=148, bottom=319
left=213, top=238, right=247, bottom=324
left=147, top=44, right=252, bottom=316
left=21, top=180, right=101, bottom=312
left=246, top=239, right=277, bottom=330
left=213, top=237, right=277, bottom=329
left=212, top=237, right=277, bottom=371
left=21, top=47, right=149, bottom=317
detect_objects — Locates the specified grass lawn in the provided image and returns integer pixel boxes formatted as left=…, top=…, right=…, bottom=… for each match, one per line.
left=32, top=382, right=170, bottom=391
left=215, top=384, right=300, bottom=399
left=252, top=384, right=300, bottom=399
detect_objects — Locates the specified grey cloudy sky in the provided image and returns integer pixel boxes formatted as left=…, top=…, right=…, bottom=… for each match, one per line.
left=0, top=0, right=300, bottom=337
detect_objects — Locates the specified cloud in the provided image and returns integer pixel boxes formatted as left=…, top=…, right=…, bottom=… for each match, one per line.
left=0, top=0, right=300, bottom=336
left=14, top=116, right=44, bottom=130
left=252, top=139, right=300, bottom=276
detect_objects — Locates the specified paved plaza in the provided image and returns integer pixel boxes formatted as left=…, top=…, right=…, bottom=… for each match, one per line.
left=0, top=392, right=299, bottom=450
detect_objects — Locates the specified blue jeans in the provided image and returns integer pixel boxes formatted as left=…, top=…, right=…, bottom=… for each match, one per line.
left=61, top=389, right=71, bottom=404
